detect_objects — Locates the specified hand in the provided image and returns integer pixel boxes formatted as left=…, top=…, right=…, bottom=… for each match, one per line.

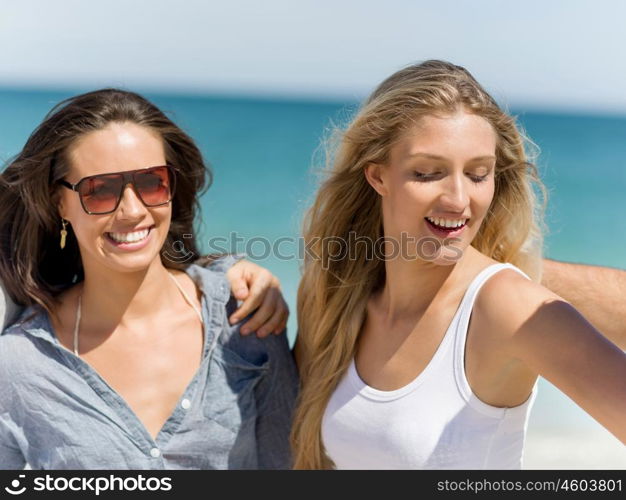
left=226, top=260, right=289, bottom=338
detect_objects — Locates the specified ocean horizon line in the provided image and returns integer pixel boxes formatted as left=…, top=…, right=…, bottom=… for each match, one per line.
left=3, top=84, right=626, bottom=120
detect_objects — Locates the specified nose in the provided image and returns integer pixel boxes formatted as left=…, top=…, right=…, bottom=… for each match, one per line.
left=439, top=173, right=469, bottom=212
left=116, top=183, right=146, bottom=219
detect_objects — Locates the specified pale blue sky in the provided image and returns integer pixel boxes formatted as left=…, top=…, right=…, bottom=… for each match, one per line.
left=2, top=0, right=626, bottom=113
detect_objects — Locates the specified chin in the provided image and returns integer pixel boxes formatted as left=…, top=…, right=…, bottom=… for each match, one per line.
left=107, top=255, right=162, bottom=274
left=408, top=233, right=467, bottom=264
left=97, top=242, right=164, bottom=273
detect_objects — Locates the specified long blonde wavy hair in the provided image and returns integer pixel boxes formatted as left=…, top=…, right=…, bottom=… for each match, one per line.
left=291, top=60, right=546, bottom=469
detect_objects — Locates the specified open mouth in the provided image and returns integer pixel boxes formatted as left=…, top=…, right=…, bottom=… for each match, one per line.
left=105, top=225, right=154, bottom=245
left=424, top=216, right=469, bottom=233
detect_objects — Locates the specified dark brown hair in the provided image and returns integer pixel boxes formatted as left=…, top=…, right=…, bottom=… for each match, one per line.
left=0, top=88, right=212, bottom=314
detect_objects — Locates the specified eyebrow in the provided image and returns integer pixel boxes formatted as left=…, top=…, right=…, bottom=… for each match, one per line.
left=408, top=153, right=496, bottom=162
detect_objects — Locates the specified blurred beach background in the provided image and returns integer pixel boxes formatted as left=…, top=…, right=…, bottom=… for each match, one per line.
left=1, top=0, right=624, bottom=469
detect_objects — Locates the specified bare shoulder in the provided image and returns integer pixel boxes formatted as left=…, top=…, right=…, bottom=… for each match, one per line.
left=474, top=267, right=569, bottom=341
left=471, top=266, right=626, bottom=443
left=169, top=268, right=203, bottom=306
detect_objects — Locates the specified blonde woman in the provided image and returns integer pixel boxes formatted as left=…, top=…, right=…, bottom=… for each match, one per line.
left=292, top=60, right=626, bottom=469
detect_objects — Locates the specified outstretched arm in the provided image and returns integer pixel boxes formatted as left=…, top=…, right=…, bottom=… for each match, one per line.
left=541, top=258, right=626, bottom=350
left=484, top=271, right=626, bottom=444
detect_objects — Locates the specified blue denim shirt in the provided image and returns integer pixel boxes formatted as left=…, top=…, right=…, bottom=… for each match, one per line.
left=0, top=260, right=299, bottom=470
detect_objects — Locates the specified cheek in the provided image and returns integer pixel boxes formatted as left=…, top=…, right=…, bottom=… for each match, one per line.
left=471, top=181, right=496, bottom=225
left=381, top=187, right=432, bottom=237
left=480, top=181, right=496, bottom=212
left=153, top=206, right=173, bottom=235
left=72, top=215, right=106, bottom=243
left=390, top=183, right=430, bottom=212
left=59, top=196, right=101, bottom=242
left=159, top=205, right=172, bottom=224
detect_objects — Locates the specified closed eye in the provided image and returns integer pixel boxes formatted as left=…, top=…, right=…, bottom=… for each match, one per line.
left=413, top=171, right=442, bottom=182
left=414, top=171, right=489, bottom=183
left=468, top=173, right=489, bottom=183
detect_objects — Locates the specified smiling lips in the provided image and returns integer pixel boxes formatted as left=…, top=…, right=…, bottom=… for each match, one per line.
left=425, top=216, right=469, bottom=230
left=106, top=226, right=152, bottom=244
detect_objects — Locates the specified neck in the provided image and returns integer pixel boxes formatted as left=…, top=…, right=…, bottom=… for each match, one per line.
left=79, top=258, right=180, bottom=332
left=376, top=244, right=479, bottom=322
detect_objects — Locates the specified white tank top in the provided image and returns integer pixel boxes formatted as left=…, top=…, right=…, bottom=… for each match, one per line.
left=322, top=263, right=538, bottom=469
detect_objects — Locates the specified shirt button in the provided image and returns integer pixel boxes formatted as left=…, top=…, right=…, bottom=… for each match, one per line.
left=150, top=447, right=161, bottom=458
left=181, top=398, right=191, bottom=410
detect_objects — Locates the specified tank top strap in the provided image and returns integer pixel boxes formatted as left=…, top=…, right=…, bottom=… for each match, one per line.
left=451, top=263, right=532, bottom=416
left=168, top=272, right=204, bottom=323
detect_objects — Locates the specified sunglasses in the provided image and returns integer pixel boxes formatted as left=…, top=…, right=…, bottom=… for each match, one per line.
left=59, top=165, right=176, bottom=215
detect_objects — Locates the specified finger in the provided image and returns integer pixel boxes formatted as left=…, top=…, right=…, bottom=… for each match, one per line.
left=271, top=300, right=289, bottom=335
left=226, top=266, right=251, bottom=301
left=230, top=277, right=250, bottom=301
left=239, top=289, right=278, bottom=335
left=229, top=272, right=271, bottom=324
left=255, top=307, right=287, bottom=338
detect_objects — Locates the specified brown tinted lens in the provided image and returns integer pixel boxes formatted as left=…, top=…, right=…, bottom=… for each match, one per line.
left=78, top=174, right=123, bottom=214
left=133, top=166, right=174, bottom=206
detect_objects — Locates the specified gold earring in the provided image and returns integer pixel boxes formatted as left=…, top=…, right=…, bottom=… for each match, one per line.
left=60, top=219, right=68, bottom=249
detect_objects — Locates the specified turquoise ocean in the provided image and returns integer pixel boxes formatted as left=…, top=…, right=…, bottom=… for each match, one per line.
left=1, top=89, right=625, bottom=467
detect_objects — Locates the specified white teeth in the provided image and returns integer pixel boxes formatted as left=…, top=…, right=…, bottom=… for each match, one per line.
left=108, top=228, right=150, bottom=243
left=426, top=217, right=468, bottom=229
